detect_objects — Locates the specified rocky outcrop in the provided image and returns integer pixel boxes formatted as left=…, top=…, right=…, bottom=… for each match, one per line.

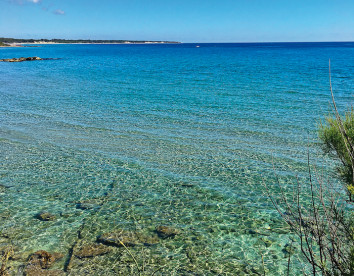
left=0, top=57, right=59, bottom=62
left=0, top=57, right=42, bottom=62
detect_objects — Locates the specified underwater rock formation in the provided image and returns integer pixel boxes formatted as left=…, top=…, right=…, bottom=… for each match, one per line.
left=155, top=225, right=180, bottom=239
left=25, top=250, right=64, bottom=276
left=97, top=229, right=159, bottom=247
left=35, top=212, right=56, bottom=221
left=74, top=244, right=111, bottom=259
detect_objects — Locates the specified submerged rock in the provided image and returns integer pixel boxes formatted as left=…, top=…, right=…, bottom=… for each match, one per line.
left=27, top=250, right=63, bottom=269
left=97, top=230, right=139, bottom=247
left=135, top=232, right=160, bottom=246
left=75, top=243, right=111, bottom=258
left=97, top=229, right=159, bottom=247
left=156, top=225, right=181, bottom=239
left=25, top=250, right=64, bottom=276
left=27, top=250, right=55, bottom=269
left=35, top=212, right=56, bottom=221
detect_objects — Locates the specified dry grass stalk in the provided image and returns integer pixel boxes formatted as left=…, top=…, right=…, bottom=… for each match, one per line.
left=0, top=246, right=14, bottom=276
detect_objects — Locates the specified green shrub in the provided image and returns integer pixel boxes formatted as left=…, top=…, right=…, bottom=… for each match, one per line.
left=319, top=109, right=354, bottom=201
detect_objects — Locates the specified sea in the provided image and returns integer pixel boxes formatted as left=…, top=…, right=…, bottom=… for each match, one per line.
left=0, top=42, right=354, bottom=275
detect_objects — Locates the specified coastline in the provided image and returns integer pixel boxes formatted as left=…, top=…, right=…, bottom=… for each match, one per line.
left=0, top=38, right=181, bottom=45
left=22, top=42, right=180, bottom=45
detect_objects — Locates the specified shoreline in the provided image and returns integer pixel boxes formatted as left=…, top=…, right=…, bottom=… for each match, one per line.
left=21, top=42, right=180, bottom=45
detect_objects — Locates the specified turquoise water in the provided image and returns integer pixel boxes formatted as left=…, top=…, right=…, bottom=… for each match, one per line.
left=0, top=43, right=354, bottom=275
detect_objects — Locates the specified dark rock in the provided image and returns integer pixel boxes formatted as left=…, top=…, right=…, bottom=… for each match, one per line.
left=180, top=183, right=194, bottom=187
left=75, top=243, right=111, bottom=258
left=156, top=225, right=181, bottom=239
left=35, top=212, right=56, bottom=221
left=0, top=56, right=46, bottom=62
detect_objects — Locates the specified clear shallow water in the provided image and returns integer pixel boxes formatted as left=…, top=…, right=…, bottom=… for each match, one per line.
left=0, top=42, right=354, bottom=275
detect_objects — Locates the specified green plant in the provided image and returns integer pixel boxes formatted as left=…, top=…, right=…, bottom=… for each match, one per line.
left=318, top=63, right=354, bottom=202
left=319, top=110, right=354, bottom=201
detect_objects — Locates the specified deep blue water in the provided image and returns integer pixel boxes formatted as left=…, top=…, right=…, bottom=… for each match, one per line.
left=0, top=42, right=354, bottom=275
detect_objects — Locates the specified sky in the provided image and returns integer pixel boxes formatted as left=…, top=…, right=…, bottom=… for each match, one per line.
left=0, top=0, right=353, bottom=42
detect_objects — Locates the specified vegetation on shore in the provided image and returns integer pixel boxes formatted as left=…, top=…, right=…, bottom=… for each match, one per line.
left=319, top=109, right=354, bottom=201
left=267, top=64, right=354, bottom=275
left=0, top=42, right=10, bottom=47
left=0, top=37, right=180, bottom=44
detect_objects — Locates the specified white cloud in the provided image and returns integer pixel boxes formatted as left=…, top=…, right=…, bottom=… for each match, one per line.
left=8, top=0, right=41, bottom=5
left=53, top=9, right=65, bottom=15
